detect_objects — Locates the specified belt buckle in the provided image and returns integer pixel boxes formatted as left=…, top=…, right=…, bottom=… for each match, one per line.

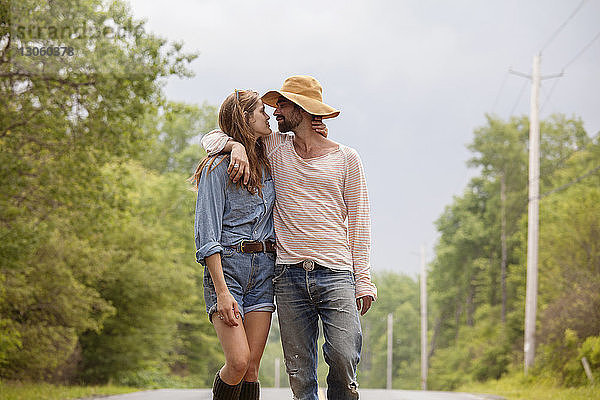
left=240, top=240, right=248, bottom=253
left=302, top=260, right=315, bottom=271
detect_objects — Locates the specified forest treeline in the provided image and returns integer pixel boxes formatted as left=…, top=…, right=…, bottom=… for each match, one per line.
left=1, top=0, right=221, bottom=387
left=2, top=0, right=598, bottom=390
left=423, top=114, right=599, bottom=389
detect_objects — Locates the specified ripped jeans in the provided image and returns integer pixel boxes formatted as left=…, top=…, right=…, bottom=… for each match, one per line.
left=273, top=263, right=361, bottom=400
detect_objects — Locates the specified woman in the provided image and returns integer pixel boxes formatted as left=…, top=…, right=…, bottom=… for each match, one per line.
left=191, top=89, right=325, bottom=400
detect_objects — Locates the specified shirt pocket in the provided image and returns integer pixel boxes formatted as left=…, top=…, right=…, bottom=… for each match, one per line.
left=227, top=185, right=264, bottom=220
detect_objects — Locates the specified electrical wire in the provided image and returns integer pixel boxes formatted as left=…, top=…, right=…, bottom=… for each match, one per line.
left=492, top=71, right=509, bottom=114
left=541, top=164, right=600, bottom=198
left=540, top=78, right=561, bottom=113
left=563, top=29, right=600, bottom=70
left=509, top=79, right=528, bottom=116
left=540, top=29, right=600, bottom=113
left=540, top=0, right=588, bottom=53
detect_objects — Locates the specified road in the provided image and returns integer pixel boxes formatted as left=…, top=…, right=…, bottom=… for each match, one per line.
left=90, top=388, right=505, bottom=400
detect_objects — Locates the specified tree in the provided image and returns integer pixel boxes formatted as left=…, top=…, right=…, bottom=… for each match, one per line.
left=359, top=272, right=420, bottom=389
left=428, top=114, right=597, bottom=388
left=139, top=101, right=217, bottom=175
left=0, top=0, right=196, bottom=380
left=468, top=115, right=528, bottom=322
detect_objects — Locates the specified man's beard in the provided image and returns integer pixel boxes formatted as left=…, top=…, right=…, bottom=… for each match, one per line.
left=278, top=108, right=303, bottom=133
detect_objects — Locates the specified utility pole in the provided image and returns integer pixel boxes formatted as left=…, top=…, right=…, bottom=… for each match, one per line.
left=524, top=54, right=541, bottom=373
left=274, top=358, right=280, bottom=388
left=420, top=245, right=428, bottom=390
left=386, top=313, right=393, bottom=390
left=510, top=54, right=561, bottom=373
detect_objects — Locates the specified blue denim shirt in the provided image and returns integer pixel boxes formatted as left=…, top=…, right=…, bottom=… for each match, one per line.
left=194, top=156, right=275, bottom=265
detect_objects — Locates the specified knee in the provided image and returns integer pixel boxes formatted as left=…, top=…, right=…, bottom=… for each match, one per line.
left=324, top=346, right=359, bottom=370
left=227, top=353, right=251, bottom=378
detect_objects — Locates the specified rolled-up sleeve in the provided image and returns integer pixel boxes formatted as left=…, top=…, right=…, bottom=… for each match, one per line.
left=194, top=160, right=227, bottom=265
left=201, top=129, right=230, bottom=156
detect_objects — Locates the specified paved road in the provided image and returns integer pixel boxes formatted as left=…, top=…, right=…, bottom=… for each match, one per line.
left=91, top=388, right=505, bottom=400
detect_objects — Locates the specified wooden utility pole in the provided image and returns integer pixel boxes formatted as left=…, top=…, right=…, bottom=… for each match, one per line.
left=510, top=54, right=561, bottom=373
left=386, top=313, right=393, bottom=390
left=500, top=173, right=507, bottom=323
left=274, top=358, right=280, bottom=388
left=524, top=53, right=541, bottom=372
left=420, top=245, right=428, bottom=390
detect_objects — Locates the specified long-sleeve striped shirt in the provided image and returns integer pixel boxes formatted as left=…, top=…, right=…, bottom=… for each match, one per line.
left=202, top=130, right=377, bottom=299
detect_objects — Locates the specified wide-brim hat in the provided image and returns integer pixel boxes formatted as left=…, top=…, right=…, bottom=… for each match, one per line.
left=261, top=75, right=340, bottom=119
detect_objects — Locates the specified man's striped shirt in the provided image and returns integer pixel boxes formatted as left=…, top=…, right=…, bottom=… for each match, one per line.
left=202, top=130, right=377, bottom=299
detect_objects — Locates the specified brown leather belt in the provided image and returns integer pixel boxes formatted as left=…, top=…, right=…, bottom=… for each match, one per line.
left=228, top=240, right=276, bottom=254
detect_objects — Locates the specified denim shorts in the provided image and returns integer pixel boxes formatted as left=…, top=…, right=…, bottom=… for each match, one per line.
left=203, top=246, right=275, bottom=322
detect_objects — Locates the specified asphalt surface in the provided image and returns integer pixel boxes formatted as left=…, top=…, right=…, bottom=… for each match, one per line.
left=90, top=388, right=505, bottom=400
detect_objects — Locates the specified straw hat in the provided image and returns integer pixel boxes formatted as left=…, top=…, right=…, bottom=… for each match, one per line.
left=261, top=75, right=340, bottom=119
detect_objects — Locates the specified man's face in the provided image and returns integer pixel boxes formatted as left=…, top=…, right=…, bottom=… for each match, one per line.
left=274, top=97, right=303, bottom=133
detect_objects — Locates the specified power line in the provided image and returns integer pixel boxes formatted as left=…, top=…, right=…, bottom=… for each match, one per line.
left=541, top=164, right=600, bottom=198
left=539, top=28, right=600, bottom=114
left=493, top=2, right=597, bottom=121
left=536, top=28, right=600, bottom=114
left=510, top=79, right=528, bottom=116
left=492, top=71, right=509, bottom=113
left=541, top=0, right=588, bottom=53
left=540, top=78, right=560, bottom=113
left=539, top=133, right=599, bottom=181
left=563, top=29, right=600, bottom=70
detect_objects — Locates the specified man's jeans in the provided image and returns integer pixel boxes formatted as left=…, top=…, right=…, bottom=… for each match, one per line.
left=274, top=263, right=361, bottom=400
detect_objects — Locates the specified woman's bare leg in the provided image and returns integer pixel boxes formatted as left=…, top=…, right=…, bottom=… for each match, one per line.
left=242, top=311, right=272, bottom=381
left=213, top=317, right=251, bottom=385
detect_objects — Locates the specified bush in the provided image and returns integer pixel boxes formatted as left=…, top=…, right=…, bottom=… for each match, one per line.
left=564, top=335, right=600, bottom=386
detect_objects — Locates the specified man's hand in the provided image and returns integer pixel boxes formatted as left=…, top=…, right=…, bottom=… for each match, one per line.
left=356, top=295, right=373, bottom=316
left=228, top=142, right=250, bottom=185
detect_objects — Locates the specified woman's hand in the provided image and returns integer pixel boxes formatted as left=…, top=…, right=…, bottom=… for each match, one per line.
left=216, top=291, right=241, bottom=327
left=312, top=117, right=328, bottom=137
left=228, top=142, right=250, bottom=185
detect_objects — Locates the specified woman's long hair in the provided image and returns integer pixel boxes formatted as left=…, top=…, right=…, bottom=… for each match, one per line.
left=190, top=90, right=270, bottom=195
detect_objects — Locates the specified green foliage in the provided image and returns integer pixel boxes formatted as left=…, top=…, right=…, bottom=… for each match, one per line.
left=574, top=336, right=600, bottom=382
left=358, top=272, right=420, bottom=389
left=0, top=0, right=222, bottom=386
left=74, top=158, right=216, bottom=383
left=428, top=114, right=599, bottom=389
left=428, top=305, right=510, bottom=390
left=458, top=372, right=600, bottom=400
left=1, top=381, right=137, bottom=400
left=139, top=101, right=216, bottom=174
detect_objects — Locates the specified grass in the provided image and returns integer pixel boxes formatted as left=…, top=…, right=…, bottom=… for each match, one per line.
left=0, top=381, right=139, bottom=400
left=458, top=373, right=600, bottom=400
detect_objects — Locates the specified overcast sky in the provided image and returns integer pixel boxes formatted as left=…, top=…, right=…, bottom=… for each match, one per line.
left=126, top=0, right=600, bottom=275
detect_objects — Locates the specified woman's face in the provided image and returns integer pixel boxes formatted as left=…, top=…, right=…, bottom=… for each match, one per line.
left=248, top=100, right=272, bottom=138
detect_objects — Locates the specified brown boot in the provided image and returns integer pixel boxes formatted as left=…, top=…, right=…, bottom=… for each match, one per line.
left=239, top=380, right=260, bottom=400
left=212, top=371, right=242, bottom=400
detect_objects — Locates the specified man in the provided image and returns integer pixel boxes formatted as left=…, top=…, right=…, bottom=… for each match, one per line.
left=202, top=75, right=377, bottom=400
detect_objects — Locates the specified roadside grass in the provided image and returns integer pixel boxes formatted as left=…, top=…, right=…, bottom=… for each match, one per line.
left=458, top=373, right=599, bottom=400
left=0, top=381, right=139, bottom=400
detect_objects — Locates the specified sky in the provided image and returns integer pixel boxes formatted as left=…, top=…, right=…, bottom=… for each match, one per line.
left=126, top=0, right=600, bottom=276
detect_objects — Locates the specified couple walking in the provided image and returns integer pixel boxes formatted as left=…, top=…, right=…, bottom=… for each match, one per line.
left=192, top=75, right=377, bottom=400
